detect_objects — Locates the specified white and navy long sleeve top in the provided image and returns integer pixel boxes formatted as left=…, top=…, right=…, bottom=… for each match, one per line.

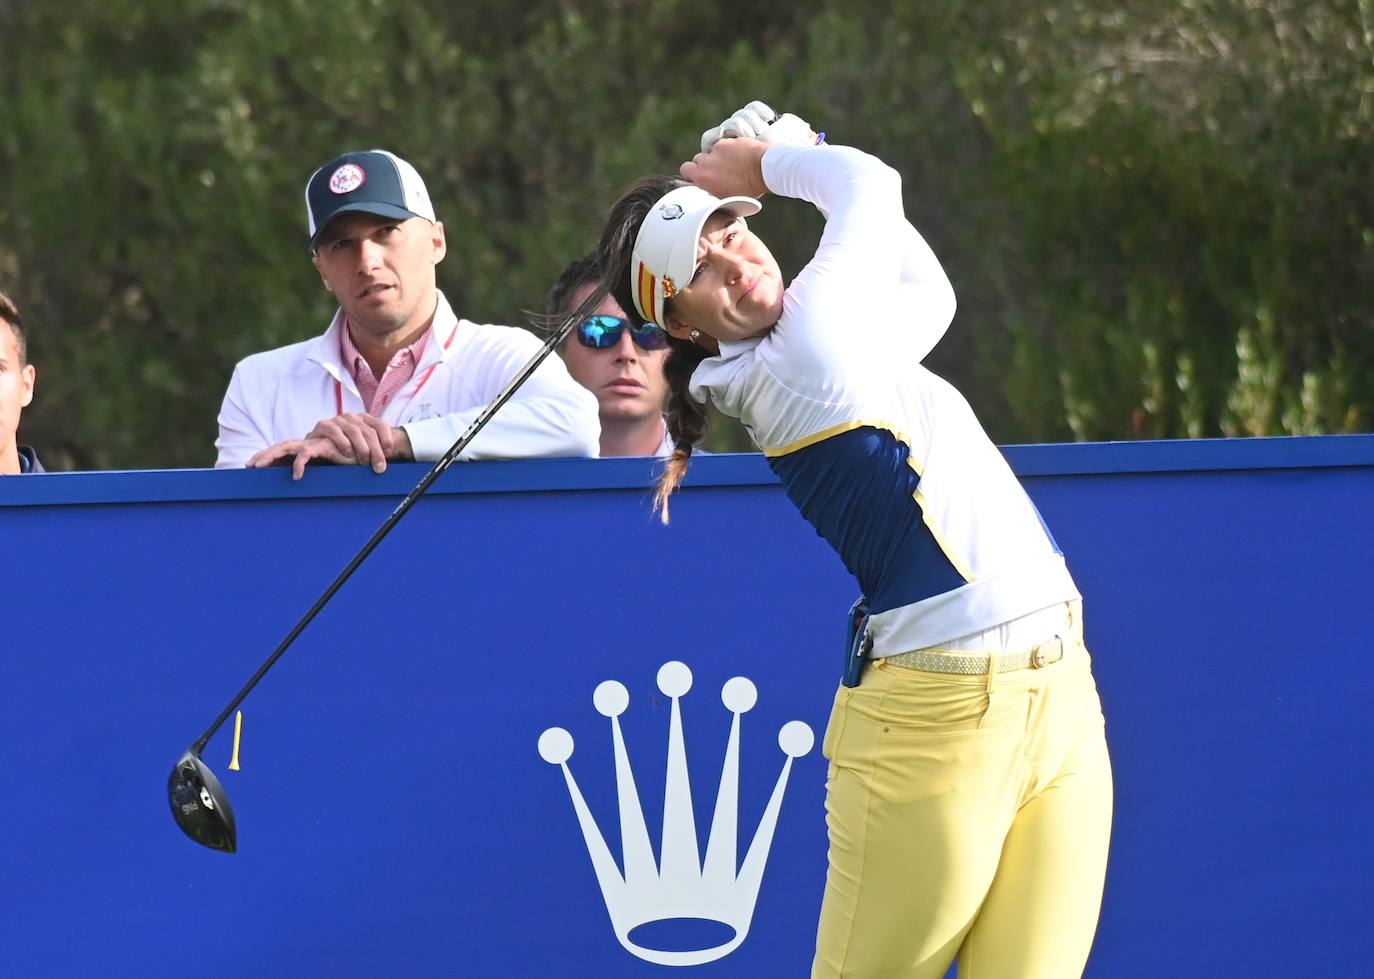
left=689, top=143, right=1080, bottom=655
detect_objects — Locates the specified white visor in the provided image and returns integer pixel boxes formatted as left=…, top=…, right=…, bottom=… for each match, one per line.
left=628, top=185, right=761, bottom=328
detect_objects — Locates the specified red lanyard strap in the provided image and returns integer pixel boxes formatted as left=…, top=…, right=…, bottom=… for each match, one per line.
left=333, top=319, right=460, bottom=417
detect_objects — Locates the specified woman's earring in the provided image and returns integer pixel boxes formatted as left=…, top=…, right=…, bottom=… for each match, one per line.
left=689, top=329, right=701, bottom=343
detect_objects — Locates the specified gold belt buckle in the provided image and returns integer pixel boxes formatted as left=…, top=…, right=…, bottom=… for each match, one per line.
left=1030, top=635, right=1065, bottom=669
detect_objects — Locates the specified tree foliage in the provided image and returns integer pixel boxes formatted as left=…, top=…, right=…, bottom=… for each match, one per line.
left=1, top=0, right=1370, bottom=468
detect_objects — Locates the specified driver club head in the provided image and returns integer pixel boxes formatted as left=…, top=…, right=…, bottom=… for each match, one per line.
left=168, top=749, right=237, bottom=853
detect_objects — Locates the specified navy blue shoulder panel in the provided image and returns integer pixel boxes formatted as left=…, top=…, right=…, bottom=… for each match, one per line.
left=767, top=427, right=966, bottom=614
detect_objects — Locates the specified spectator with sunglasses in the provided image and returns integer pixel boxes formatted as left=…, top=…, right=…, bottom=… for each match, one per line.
left=547, top=255, right=673, bottom=457
left=1, top=288, right=42, bottom=475
left=216, top=149, right=599, bottom=475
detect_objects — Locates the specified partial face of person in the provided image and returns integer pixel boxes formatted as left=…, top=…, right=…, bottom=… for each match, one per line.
left=0, top=321, right=35, bottom=447
left=312, top=213, right=446, bottom=337
left=665, top=212, right=783, bottom=344
left=560, top=284, right=669, bottom=425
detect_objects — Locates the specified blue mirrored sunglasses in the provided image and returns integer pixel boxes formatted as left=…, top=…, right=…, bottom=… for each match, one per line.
left=575, top=314, right=668, bottom=351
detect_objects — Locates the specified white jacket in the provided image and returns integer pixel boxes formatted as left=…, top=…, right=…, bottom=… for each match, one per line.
left=215, top=292, right=600, bottom=467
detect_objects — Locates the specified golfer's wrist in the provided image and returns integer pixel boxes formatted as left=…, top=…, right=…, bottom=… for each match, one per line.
left=746, top=142, right=770, bottom=199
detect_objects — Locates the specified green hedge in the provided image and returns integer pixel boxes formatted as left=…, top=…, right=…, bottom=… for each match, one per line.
left=2, top=0, right=1369, bottom=468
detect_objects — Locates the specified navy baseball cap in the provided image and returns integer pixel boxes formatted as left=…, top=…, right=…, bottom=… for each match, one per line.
left=305, top=149, right=437, bottom=252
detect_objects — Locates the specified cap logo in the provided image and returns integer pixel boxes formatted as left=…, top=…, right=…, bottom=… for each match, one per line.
left=658, top=203, right=685, bottom=220
left=328, top=164, right=366, bottom=195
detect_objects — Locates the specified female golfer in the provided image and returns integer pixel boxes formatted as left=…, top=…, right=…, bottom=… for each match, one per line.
left=587, top=104, right=1113, bottom=978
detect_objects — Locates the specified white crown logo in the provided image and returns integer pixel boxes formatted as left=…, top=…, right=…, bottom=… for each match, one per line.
left=538, top=661, right=814, bottom=967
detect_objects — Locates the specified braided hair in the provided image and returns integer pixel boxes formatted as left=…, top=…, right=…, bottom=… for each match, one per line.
left=652, top=336, right=711, bottom=522
left=591, top=175, right=712, bottom=524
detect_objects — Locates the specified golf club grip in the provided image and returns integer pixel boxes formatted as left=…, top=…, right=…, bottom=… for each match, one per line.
left=191, top=315, right=579, bottom=752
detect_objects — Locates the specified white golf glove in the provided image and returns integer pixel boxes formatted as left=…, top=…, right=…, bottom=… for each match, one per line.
left=700, top=100, right=822, bottom=153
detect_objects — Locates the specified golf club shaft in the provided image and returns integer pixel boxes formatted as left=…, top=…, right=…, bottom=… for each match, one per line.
left=191, top=315, right=579, bottom=753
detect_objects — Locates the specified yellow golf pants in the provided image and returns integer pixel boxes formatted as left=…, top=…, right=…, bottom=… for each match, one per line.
left=813, top=630, right=1112, bottom=978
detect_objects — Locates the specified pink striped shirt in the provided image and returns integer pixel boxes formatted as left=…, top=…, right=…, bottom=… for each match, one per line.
left=339, top=321, right=431, bottom=416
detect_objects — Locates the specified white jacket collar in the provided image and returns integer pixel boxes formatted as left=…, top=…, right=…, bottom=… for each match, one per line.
left=305, top=290, right=461, bottom=385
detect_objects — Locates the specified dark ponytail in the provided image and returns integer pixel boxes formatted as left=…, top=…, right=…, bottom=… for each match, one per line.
left=652, top=336, right=710, bottom=523
left=591, top=174, right=711, bottom=524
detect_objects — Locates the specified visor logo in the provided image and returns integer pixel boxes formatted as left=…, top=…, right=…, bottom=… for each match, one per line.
left=658, top=203, right=685, bottom=220
left=328, top=164, right=366, bottom=195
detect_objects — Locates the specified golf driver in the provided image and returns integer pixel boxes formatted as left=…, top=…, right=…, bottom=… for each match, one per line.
left=169, top=305, right=591, bottom=853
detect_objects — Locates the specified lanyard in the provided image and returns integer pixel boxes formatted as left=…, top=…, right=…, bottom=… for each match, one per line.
left=334, top=319, right=460, bottom=416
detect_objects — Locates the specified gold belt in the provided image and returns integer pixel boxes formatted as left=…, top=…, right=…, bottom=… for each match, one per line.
left=882, top=635, right=1067, bottom=676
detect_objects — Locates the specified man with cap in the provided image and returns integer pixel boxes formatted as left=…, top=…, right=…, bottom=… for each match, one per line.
left=215, top=149, right=599, bottom=476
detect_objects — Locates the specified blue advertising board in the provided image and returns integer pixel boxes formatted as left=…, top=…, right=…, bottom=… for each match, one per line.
left=2, top=436, right=1371, bottom=976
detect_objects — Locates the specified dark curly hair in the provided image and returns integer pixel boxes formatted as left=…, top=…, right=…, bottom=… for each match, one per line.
left=545, top=254, right=601, bottom=319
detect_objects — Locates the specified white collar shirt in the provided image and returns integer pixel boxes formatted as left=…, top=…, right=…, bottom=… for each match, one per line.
left=215, top=291, right=600, bottom=467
